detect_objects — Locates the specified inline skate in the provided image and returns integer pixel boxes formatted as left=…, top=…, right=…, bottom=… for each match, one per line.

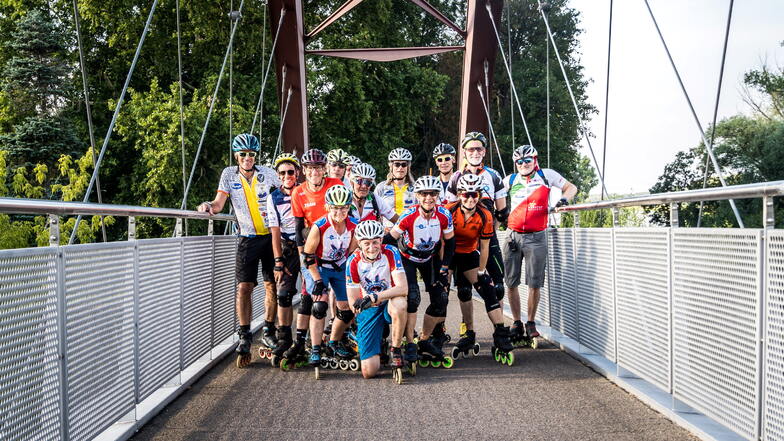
left=417, top=337, right=454, bottom=369
left=279, top=338, right=309, bottom=371
left=450, top=329, right=481, bottom=359
left=270, top=326, right=292, bottom=367
left=390, top=346, right=406, bottom=385
left=491, top=325, right=515, bottom=366
left=257, top=324, right=278, bottom=360
left=235, top=328, right=253, bottom=368
left=511, top=320, right=539, bottom=349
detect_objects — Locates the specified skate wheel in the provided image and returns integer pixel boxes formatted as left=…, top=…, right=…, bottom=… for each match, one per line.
left=320, top=359, right=328, bottom=368
left=442, top=356, right=454, bottom=369
left=280, top=358, right=290, bottom=371
left=339, top=360, right=349, bottom=370
left=472, top=344, right=481, bottom=357
left=236, top=353, right=251, bottom=369
left=349, top=359, right=360, bottom=371
left=270, top=355, right=279, bottom=367
left=297, top=360, right=307, bottom=368
left=451, top=347, right=460, bottom=359
left=500, top=353, right=508, bottom=364
left=257, top=348, right=266, bottom=359
left=393, top=368, right=403, bottom=385
left=444, top=334, right=451, bottom=344
left=407, top=363, right=417, bottom=376
left=419, top=359, right=430, bottom=368
left=493, top=348, right=501, bottom=362
left=507, top=352, right=515, bottom=366
left=314, top=367, right=321, bottom=380
left=431, top=360, right=442, bottom=368
left=329, top=359, right=339, bottom=370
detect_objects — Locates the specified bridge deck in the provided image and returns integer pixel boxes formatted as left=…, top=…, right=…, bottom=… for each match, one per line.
left=131, top=297, right=696, bottom=441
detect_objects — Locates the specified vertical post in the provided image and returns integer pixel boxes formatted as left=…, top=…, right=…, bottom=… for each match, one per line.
left=131, top=240, right=141, bottom=406
left=611, top=208, right=619, bottom=365
left=670, top=203, right=679, bottom=228
left=177, top=238, right=185, bottom=383
left=208, top=219, right=214, bottom=236
left=49, top=214, right=60, bottom=247
left=128, top=216, right=136, bottom=241
left=55, top=245, right=69, bottom=440
left=763, top=196, right=775, bottom=229
left=757, top=198, right=771, bottom=439
left=210, top=235, right=216, bottom=359
left=175, top=218, right=183, bottom=238
left=571, top=213, right=581, bottom=348
left=668, top=207, right=675, bottom=397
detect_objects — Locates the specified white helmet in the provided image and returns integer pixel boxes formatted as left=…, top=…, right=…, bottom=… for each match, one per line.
left=327, top=148, right=349, bottom=164
left=388, top=148, right=413, bottom=162
left=352, top=162, right=376, bottom=181
left=457, top=173, right=482, bottom=193
left=513, top=145, right=538, bottom=160
left=325, top=185, right=352, bottom=206
left=355, top=220, right=385, bottom=240
left=346, top=155, right=362, bottom=167
left=413, top=175, right=441, bottom=193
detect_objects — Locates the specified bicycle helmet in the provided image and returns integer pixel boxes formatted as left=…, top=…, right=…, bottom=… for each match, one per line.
left=274, top=152, right=300, bottom=169
left=232, top=133, right=260, bottom=152
left=457, top=173, right=483, bottom=193
left=388, top=148, right=413, bottom=162
left=346, top=155, right=362, bottom=167
left=460, top=131, right=487, bottom=148
left=351, top=162, right=376, bottom=181
left=325, top=185, right=352, bottom=206
left=432, top=143, right=456, bottom=158
left=301, top=149, right=327, bottom=166
left=327, top=148, right=349, bottom=165
left=513, top=145, right=538, bottom=160
left=355, top=220, right=385, bottom=241
left=413, top=175, right=441, bottom=193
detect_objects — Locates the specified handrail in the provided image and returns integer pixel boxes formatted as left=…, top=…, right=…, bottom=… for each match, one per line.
left=559, top=180, right=784, bottom=212
left=0, top=197, right=236, bottom=221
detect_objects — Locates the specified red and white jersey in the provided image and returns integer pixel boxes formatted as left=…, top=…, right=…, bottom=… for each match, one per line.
left=345, top=245, right=404, bottom=295
left=392, top=205, right=453, bottom=263
left=503, top=168, right=566, bottom=233
left=312, top=215, right=358, bottom=266
left=350, top=194, right=396, bottom=223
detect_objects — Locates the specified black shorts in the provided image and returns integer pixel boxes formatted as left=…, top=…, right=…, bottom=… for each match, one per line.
left=277, top=239, right=300, bottom=294
left=450, top=251, right=480, bottom=288
left=236, top=235, right=275, bottom=285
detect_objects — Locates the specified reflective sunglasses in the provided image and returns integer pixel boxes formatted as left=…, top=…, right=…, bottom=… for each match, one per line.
left=237, top=151, right=257, bottom=158
left=465, top=147, right=484, bottom=153
left=278, top=169, right=296, bottom=176
left=354, top=178, right=374, bottom=187
left=419, top=191, right=439, bottom=198
left=329, top=161, right=347, bottom=168
left=436, top=156, right=453, bottom=163
left=392, top=162, right=409, bottom=168
left=516, top=157, right=535, bottom=165
left=460, top=192, right=480, bottom=199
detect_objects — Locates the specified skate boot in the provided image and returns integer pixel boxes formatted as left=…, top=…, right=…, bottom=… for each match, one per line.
left=258, top=324, right=278, bottom=360
left=380, top=339, right=391, bottom=366
left=525, top=321, right=540, bottom=338
left=491, top=325, right=515, bottom=366
left=450, top=329, right=480, bottom=359
left=432, top=322, right=451, bottom=349
left=270, top=326, right=292, bottom=367
left=403, top=342, right=418, bottom=365
left=235, top=328, right=252, bottom=368
left=417, top=337, right=454, bottom=369
left=280, top=338, right=308, bottom=371
left=390, top=346, right=405, bottom=384
left=327, top=340, right=353, bottom=371
left=324, top=317, right=334, bottom=337
left=310, top=345, right=323, bottom=379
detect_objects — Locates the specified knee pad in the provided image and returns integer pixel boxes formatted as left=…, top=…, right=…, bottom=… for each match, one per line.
left=425, top=303, right=447, bottom=318
left=277, top=290, right=294, bottom=308
left=495, top=284, right=505, bottom=302
left=475, top=281, right=500, bottom=312
left=298, top=294, right=313, bottom=315
left=336, top=308, right=354, bottom=324
left=457, top=285, right=473, bottom=302
left=312, top=301, right=328, bottom=320
left=407, top=286, right=421, bottom=313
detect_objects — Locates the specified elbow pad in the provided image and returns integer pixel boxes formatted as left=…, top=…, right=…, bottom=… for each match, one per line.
left=303, top=253, right=317, bottom=268
left=441, top=236, right=456, bottom=267
left=295, top=217, right=306, bottom=247
left=494, top=206, right=509, bottom=224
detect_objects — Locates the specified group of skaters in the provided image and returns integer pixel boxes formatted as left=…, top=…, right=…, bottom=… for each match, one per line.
left=197, top=131, right=577, bottom=382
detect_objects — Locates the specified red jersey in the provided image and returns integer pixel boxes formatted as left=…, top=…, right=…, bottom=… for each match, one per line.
left=391, top=205, right=453, bottom=263
left=291, top=177, right=343, bottom=226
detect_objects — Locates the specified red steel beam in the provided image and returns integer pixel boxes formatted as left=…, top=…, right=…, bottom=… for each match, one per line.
left=458, top=0, right=504, bottom=165
left=306, top=0, right=365, bottom=40
left=268, top=0, right=308, bottom=154
left=307, top=46, right=462, bottom=62
left=409, top=0, right=466, bottom=38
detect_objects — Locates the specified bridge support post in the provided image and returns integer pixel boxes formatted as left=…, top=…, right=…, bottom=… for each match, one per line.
left=669, top=203, right=679, bottom=228
left=763, top=196, right=775, bottom=229
left=128, top=216, right=136, bottom=241
left=49, top=214, right=59, bottom=247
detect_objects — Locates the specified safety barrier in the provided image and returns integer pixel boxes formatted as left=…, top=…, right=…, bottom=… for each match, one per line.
left=500, top=180, right=784, bottom=441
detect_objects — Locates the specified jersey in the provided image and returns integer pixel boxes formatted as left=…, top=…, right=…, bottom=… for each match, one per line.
left=313, top=215, right=358, bottom=266
left=504, top=168, right=566, bottom=233
left=350, top=193, right=396, bottom=223
left=374, top=181, right=416, bottom=217
left=217, top=165, right=280, bottom=236
left=438, top=175, right=451, bottom=204
left=445, top=166, right=506, bottom=212
left=392, top=205, right=454, bottom=263
left=291, top=177, right=344, bottom=226
left=346, top=245, right=404, bottom=296
left=446, top=202, right=494, bottom=254
left=266, top=187, right=296, bottom=242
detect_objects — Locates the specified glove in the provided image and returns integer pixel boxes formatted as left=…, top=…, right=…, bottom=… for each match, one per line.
left=555, top=198, right=568, bottom=208
left=353, top=294, right=376, bottom=311
left=477, top=271, right=492, bottom=286
left=312, top=279, right=326, bottom=297
left=437, top=266, right=449, bottom=289
left=274, top=257, right=284, bottom=273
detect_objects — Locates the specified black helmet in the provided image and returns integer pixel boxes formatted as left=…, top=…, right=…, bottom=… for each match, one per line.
left=432, top=143, right=456, bottom=158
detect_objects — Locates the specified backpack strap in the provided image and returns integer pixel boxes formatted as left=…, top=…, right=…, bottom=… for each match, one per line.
left=537, top=169, right=550, bottom=187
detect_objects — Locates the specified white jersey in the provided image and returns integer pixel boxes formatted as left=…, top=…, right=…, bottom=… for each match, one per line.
left=345, top=245, right=404, bottom=295
left=266, top=187, right=296, bottom=242
left=313, top=215, right=358, bottom=266
left=445, top=166, right=507, bottom=209
left=217, top=165, right=280, bottom=236
left=350, top=194, right=397, bottom=223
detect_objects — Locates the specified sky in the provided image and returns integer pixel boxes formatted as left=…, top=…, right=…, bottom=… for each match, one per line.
left=564, top=0, right=784, bottom=195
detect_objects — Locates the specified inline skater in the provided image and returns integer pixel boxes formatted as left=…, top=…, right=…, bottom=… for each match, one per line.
left=302, top=185, right=359, bottom=375
left=326, top=148, right=350, bottom=184
left=347, top=220, right=409, bottom=381
left=446, top=132, right=508, bottom=333
left=349, top=162, right=398, bottom=224
left=375, top=148, right=416, bottom=229
left=197, top=133, right=280, bottom=368
left=503, top=145, right=577, bottom=342
left=432, top=143, right=456, bottom=204
left=345, top=155, right=362, bottom=186
left=385, top=175, right=455, bottom=367
left=446, top=174, right=514, bottom=363
left=264, top=153, right=301, bottom=365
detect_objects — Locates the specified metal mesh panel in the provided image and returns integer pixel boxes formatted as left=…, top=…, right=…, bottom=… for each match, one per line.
left=672, top=229, right=761, bottom=440
left=0, top=248, right=60, bottom=441
left=251, top=263, right=267, bottom=322
left=64, top=243, right=135, bottom=441
left=614, top=229, right=670, bottom=391
left=766, top=230, right=784, bottom=440
left=539, top=231, right=550, bottom=325
left=137, top=239, right=183, bottom=401
left=575, top=229, right=615, bottom=359
left=182, top=237, right=213, bottom=366
left=498, top=228, right=550, bottom=325
left=547, top=229, right=578, bottom=338
left=213, top=236, right=237, bottom=344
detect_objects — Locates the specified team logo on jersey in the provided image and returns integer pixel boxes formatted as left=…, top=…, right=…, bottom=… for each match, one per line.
left=363, top=274, right=387, bottom=295
left=231, top=182, right=242, bottom=189
left=327, top=243, right=345, bottom=260
left=416, top=237, right=436, bottom=250
left=416, top=224, right=427, bottom=230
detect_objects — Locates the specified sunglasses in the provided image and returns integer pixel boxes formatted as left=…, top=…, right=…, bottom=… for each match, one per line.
left=516, top=157, right=535, bottom=165
left=436, top=156, right=453, bottom=163
left=419, top=191, right=439, bottom=198
left=354, top=178, right=374, bottom=187
left=278, top=169, right=296, bottom=176
left=329, top=205, right=350, bottom=211
left=329, top=162, right=346, bottom=168
left=392, top=162, right=409, bottom=168
left=460, top=192, right=480, bottom=199
left=465, top=147, right=484, bottom=153
left=237, top=151, right=257, bottom=158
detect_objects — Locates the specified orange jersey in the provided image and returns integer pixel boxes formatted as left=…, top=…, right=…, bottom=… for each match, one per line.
left=446, top=202, right=494, bottom=253
left=291, top=177, right=344, bottom=226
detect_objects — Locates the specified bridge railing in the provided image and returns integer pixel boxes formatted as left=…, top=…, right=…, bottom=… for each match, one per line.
left=0, top=200, right=275, bottom=441
left=498, top=180, right=783, bottom=441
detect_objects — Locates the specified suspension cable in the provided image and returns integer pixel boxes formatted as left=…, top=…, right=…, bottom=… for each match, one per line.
left=507, top=4, right=515, bottom=148
left=477, top=83, right=507, bottom=176
left=538, top=1, right=608, bottom=199
left=546, top=32, right=550, bottom=169
left=72, top=0, right=106, bottom=242
left=180, top=0, right=247, bottom=210
left=250, top=9, right=286, bottom=135
left=642, top=0, right=743, bottom=227
left=229, top=0, right=234, bottom=167
left=271, top=87, right=294, bottom=161
left=254, top=0, right=267, bottom=133
left=176, top=0, right=187, bottom=235
left=483, top=60, right=494, bottom=169
left=484, top=2, right=533, bottom=147
left=601, top=0, right=613, bottom=200
left=69, top=0, right=160, bottom=244
left=697, top=0, right=735, bottom=227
